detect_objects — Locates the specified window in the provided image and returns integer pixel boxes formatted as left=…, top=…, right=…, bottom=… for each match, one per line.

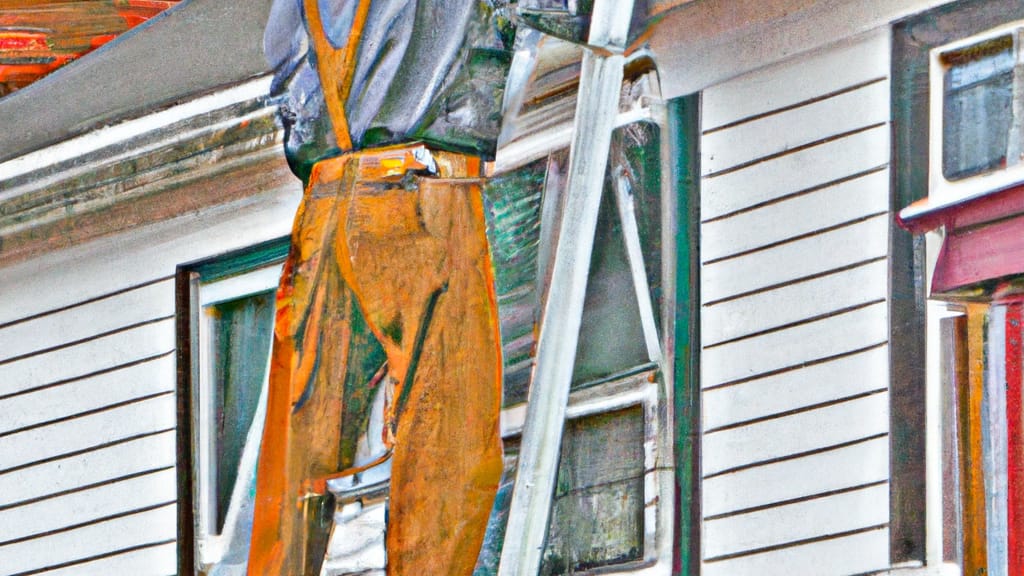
left=940, top=33, right=1018, bottom=181
left=479, top=80, right=672, bottom=570
left=177, top=238, right=288, bottom=573
left=926, top=20, right=1024, bottom=210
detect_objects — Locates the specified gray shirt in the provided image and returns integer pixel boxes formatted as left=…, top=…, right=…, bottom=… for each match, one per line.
left=264, top=0, right=513, bottom=169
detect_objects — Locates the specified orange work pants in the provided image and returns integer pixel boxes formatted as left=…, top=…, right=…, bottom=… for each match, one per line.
left=247, top=144, right=503, bottom=575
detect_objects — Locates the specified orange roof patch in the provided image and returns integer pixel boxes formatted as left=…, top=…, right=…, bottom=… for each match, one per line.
left=0, top=0, right=181, bottom=96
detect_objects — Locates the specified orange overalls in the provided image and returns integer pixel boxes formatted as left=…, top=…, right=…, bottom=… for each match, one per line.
left=246, top=2, right=504, bottom=573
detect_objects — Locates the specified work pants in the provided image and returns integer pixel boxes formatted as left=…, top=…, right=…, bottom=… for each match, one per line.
left=247, top=144, right=503, bottom=575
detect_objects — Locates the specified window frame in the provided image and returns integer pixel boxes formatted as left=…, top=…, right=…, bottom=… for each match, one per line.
left=927, top=20, right=1024, bottom=210
left=175, top=237, right=289, bottom=575
left=491, top=68, right=677, bottom=573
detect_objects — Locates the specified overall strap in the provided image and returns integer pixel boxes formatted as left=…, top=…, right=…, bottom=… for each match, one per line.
left=301, top=0, right=372, bottom=151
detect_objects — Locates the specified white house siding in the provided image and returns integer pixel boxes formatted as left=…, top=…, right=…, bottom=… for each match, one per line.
left=699, top=29, right=893, bottom=575
left=0, top=173, right=300, bottom=575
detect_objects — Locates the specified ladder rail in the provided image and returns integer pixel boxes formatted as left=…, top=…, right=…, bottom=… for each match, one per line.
left=497, top=1, right=637, bottom=573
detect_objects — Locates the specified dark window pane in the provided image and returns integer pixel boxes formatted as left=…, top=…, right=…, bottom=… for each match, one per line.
left=572, top=122, right=662, bottom=384
left=570, top=179, right=650, bottom=384
left=542, top=406, right=645, bottom=573
left=943, top=35, right=1017, bottom=180
left=208, top=288, right=276, bottom=532
left=483, top=158, right=547, bottom=406
left=485, top=406, right=646, bottom=575
left=485, top=123, right=662, bottom=405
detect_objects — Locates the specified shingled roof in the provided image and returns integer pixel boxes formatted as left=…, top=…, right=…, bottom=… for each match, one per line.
left=0, top=0, right=182, bottom=96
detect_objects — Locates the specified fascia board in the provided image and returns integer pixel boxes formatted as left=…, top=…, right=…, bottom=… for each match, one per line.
left=647, top=0, right=958, bottom=99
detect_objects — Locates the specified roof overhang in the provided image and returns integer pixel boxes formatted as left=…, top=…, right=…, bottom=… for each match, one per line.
left=0, top=0, right=274, bottom=164
left=645, top=0, right=957, bottom=100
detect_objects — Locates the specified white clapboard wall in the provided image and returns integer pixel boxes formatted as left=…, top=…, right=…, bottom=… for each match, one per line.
left=0, top=181, right=299, bottom=576
left=699, top=29, right=892, bottom=576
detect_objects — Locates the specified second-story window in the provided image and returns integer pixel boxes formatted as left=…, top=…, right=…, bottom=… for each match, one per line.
left=941, top=33, right=1020, bottom=181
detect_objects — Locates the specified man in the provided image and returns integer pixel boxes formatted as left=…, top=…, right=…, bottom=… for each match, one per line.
left=249, top=1, right=515, bottom=574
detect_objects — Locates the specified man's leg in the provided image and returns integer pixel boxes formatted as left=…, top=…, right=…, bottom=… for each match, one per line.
left=333, top=153, right=504, bottom=576
left=248, top=155, right=365, bottom=576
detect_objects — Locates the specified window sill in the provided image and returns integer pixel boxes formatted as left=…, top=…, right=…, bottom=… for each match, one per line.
left=872, top=563, right=962, bottom=576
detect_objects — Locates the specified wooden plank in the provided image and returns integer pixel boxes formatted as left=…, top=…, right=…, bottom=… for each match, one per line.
left=702, top=391, right=889, bottom=477
left=984, top=305, right=1009, bottom=574
left=701, top=28, right=889, bottom=131
left=701, top=125, right=889, bottom=221
left=703, top=345, right=888, bottom=431
left=703, top=483, right=888, bottom=559
left=0, top=184, right=299, bottom=325
left=702, top=302, right=888, bottom=389
left=0, top=468, right=176, bottom=544
left=0, top=279, right=173, bottom=362
left=0, top=430, right=174, bottom=507
left=934, top=213, right=1024, bottom=294
left=703, top=436, right=889, bottom=517
left=701, top=169, right=889, bottom=262
left=36, top=541, right=177, bottom=576
left=0, top=353, right=173, bottom=435
left=702, top=80, right=889, bottom=176
left=702, top=214, right=889, bottom=304
left=0, top=394, right=176, bottom=471
left=700, top=526, right=889, bottom=576
left=702, top=259, right=887, bottom=346
left=962, top=304, right=990, bottom=575
left=0, top=503, right=175, bottom=576
left=0, top=318, right=174, bottom=397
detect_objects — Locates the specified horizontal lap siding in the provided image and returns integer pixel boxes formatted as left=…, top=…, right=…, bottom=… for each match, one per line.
left=0, top=182, right=300, bottom=575
left=703, top=483, right=890, bottom=560
left=699, top=29, right=891, bottom=574
left=0, top=504, right=177, bottom=576
left=35, top=542, right=178, bottom=576
left=700, top=528, right=890, bottom=576
left=703, top=436, right=890, bottom=518
left=0, top=281, right=179, bottom=576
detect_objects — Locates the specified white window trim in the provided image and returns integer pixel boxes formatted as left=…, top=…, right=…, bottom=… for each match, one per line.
left=925, top=20, right=1024, bottom=213
left=191, top=262, right=282, bottom=568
